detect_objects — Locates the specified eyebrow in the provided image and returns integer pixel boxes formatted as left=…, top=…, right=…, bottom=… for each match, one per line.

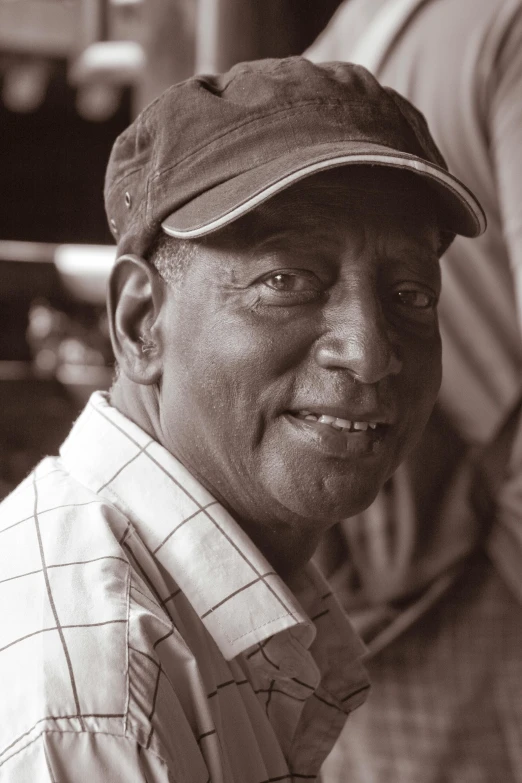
left=384, top=250, right=441, bottom=283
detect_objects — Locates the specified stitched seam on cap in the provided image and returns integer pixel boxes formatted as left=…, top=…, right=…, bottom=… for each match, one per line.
left=154, top=144, right=408, bottom=232
left=174, top=146, right=449, bottom=215
left=167, top=152, right=481, bottom=236
left=145, top=110, right=163, bottom=230
left=107, top=167, right=145, bottom=199
left=107, top=112, right=152, bottom=198
left=148, top=107, right=374, bottom=228
left=149, top=100, right=390, bottom=182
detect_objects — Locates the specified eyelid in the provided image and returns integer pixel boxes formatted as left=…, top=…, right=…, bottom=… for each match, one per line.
left=251, top=268, right=327, bottom=307
left=257, top=268, right=324, bottom=288
left=258, top=268, right=319, bottom=280
left=394, top=278, right=438, bottom=295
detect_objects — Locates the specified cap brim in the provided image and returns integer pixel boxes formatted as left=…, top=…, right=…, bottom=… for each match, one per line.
left=161, top=141, right=486, bottom=240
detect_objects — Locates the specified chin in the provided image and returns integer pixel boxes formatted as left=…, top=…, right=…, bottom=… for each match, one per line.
left=270, top=470, right=388, bottom=526
left=327, top=482, right=385, bottom=522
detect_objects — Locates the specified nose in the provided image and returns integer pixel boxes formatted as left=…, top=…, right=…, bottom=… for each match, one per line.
left=314, top=289, right=402, bottom=384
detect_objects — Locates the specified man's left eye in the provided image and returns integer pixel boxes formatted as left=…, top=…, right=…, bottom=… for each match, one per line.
left=395, top=289, right=436, bottom=309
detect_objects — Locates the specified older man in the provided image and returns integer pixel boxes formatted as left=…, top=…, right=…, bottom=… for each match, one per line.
left=0, top=58, right=484, bottom=782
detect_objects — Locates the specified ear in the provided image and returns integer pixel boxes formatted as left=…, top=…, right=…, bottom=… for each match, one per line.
left=108, top=254, right=165, bottom=385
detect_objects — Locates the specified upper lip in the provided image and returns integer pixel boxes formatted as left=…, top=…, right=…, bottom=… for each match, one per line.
left=288, top=405, right=394, bottom=424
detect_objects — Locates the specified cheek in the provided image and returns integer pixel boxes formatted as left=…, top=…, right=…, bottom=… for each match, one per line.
left=398, top=331, right=442, bottom=433
left=164, top=324, right=276, bottom=447
left=421, top=330, right=443, bottom=395
left=379, top=339, right=441, bottom=484
left=195, top=311, right=317, bottom=395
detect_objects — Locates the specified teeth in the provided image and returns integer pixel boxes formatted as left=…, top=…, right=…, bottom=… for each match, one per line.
left=296, top=410, right=380, bottom=432
left=318, top=415, right=336, bottom=424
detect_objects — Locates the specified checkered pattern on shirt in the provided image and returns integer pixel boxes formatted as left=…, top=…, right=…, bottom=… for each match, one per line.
left=321, top=551, right=522, bottom=783
left=0, top=392, right=368, bottom=782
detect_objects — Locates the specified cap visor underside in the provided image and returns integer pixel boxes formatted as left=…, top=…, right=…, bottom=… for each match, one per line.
left=161, top=142, right=486, bottom=240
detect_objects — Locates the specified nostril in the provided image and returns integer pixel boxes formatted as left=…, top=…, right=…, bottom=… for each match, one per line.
left=350, top=351, right=402, bottom=384
left=314, top=336, right=402, bottom=383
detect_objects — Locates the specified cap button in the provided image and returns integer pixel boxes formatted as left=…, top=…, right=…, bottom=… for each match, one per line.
left=124, top=191, right=132, bottom=208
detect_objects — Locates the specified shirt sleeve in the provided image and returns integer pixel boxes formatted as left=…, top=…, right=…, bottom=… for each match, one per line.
left=490, top=4, right=522, bottom=333
left=0, top=732, right=173, bottom=783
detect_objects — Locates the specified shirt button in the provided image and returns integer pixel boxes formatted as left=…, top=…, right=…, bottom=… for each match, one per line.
left=279, top=656, right=302, bottom=678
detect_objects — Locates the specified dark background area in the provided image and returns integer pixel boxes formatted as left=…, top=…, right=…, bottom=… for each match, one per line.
left=1, top=61, right=131, bottom=245
left=0, top=1, right=344, bottom=498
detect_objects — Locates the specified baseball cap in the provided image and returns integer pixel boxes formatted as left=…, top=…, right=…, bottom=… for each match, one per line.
left=104, top=57, right=486, bottom=258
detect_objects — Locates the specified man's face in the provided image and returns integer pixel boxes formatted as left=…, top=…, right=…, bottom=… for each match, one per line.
left=154, top=170, right=442, bottom=541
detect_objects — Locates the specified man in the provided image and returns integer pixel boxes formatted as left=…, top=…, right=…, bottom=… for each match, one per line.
left=306, top=2, right=522, bottom=781
left=0, top=58, right=484, bottom=781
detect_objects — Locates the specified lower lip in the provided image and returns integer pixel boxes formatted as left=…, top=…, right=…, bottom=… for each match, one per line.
left=283, top=414, right=388, bottom=458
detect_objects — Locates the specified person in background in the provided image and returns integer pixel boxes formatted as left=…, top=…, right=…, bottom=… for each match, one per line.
left=306, top=2, right=522, bottom=781
left=0, top=57, right=485, bottom=781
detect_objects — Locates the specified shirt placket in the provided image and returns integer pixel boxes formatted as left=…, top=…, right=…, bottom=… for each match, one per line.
left=243, top=631, right=321, bottom=759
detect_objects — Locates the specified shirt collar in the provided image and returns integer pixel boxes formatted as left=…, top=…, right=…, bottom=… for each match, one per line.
left=60, top=392, right=320, bottom=661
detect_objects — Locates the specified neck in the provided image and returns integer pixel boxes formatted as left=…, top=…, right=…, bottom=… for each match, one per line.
left=110, top=377, right=320, bottom=582
left=208, top=484, right=321, bottom=581
left=110, top=377, right=160, bottom=442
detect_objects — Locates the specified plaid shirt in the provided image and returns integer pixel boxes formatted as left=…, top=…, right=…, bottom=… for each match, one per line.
left=0, top=392, right=368, bottom=782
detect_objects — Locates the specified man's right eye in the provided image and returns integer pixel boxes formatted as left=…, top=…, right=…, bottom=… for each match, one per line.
left=263, top=272, right=319, bottom=292
left=254, top=269, right=327, bottom=306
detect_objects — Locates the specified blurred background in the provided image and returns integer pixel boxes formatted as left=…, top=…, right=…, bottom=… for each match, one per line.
left=3, top=4, right=521, bottom=780
left=0, top=0, right=343, bottom=499
left=3, top=4, right=522, bottom=780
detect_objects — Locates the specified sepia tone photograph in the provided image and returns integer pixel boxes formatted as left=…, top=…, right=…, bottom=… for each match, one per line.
left=0, top=1, right=521, bottom=780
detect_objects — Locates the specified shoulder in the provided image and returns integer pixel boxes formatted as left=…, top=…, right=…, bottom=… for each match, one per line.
left=401, top=0, right=522, bottom=60
left=0, top=459, right=135, bottom=766
left=305, top=0, right=386, bottom=61
left=0, top=459, right=208, bottom=777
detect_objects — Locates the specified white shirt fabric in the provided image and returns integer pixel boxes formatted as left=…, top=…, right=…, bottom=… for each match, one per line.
left=0, top=391, right=369, bottom=782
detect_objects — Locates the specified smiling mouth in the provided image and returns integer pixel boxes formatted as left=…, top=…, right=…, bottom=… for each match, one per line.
left=291, top=410, right=385, bottom=433
left=284, top=409, right=390, bottom=458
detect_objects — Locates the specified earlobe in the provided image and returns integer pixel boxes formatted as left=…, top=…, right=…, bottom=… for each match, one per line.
left=108, top=254, right=164, bottom=385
